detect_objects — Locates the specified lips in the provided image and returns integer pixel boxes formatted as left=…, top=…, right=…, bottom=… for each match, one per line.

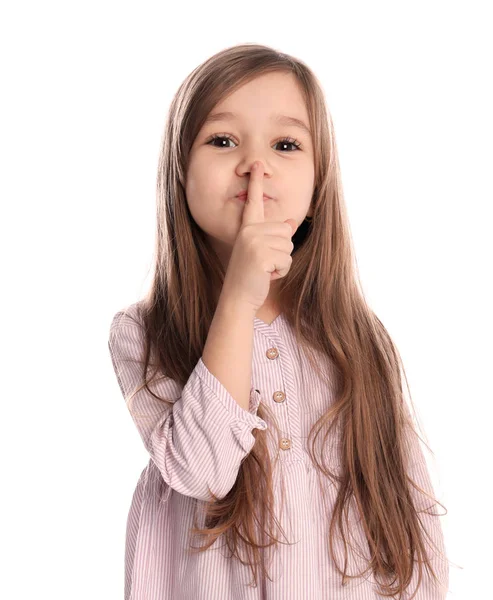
left=236, top=191, right=272, bottom=201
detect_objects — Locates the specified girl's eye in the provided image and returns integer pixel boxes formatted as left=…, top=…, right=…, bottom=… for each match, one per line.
left=205, top=134, right=302, bottom=152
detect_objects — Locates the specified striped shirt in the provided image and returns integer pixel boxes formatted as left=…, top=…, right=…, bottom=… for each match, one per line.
left=108, top=301, right=449, bottom=599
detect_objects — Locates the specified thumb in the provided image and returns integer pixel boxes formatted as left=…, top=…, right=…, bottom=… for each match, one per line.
left=284, top=218, right=299, bottom=236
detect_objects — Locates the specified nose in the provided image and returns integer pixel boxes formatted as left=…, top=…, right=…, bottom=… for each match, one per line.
left=239, top=160, right=270, bottom=178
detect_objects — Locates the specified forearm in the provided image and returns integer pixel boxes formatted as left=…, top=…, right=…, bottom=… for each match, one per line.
left=202, top=292, right=256, bottom=413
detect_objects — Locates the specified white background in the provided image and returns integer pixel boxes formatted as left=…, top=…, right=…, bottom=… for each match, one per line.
left=1, top=1, right=490, bottom=598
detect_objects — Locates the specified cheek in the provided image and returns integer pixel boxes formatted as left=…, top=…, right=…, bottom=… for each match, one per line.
left=188, top=199, right=220, bottom=234
left=185, top=169, right=201, bottom=199
left=189, top=168, right=224, bottom=203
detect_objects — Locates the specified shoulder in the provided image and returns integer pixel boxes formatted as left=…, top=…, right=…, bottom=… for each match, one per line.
left=108, top=301, right=149, bottom=360
left=109, top=300, right=146, bottom=333
left=107, top=301, right=150, bottom=376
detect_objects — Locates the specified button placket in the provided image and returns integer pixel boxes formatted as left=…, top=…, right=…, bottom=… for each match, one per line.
left=280, top=438, right=291, bottom=450
left=265, top=345, right=292, bottom=451
left=273, top=390, right=286, bottom=403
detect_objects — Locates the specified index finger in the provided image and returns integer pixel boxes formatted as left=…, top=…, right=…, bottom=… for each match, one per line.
left=241, top=160, right=265, bottom=227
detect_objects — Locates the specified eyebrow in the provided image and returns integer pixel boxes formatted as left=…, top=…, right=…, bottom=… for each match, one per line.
left=203, top=111, right=312, bottom=138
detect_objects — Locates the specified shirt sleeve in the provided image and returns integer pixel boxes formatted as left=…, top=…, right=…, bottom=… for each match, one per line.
left=401, top=402, right=450, bottom=598
left=108, top=309, right=268, bottom=503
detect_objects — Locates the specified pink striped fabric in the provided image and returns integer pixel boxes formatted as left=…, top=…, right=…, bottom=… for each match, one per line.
left=108, top=301, right=449, bottom=599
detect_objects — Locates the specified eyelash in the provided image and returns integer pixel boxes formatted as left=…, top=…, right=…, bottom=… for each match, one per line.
left=205, top=133, right=302, bottom=152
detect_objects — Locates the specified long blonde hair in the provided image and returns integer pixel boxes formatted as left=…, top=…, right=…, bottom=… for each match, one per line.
left=125, top=43, right=449, bottom=598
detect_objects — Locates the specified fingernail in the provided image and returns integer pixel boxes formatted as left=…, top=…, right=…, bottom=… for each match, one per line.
left=252, top=161, right=258, bottom=171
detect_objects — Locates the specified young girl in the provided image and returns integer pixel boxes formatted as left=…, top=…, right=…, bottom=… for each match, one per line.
left=108, top=44, right=450, bottom=600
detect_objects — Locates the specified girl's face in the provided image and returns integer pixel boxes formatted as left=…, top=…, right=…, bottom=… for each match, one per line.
left=185, top=72, right=315, bottom=269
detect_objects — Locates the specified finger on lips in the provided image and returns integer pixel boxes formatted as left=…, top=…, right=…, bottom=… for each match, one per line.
left=242, top=161, right=265, bottom=226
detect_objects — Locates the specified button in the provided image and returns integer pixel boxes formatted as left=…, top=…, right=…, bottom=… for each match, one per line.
left=266, top=347, right=279, bottom=359
left=280, top=438, right=291, bottom=450
left=273, top=390, right=286, bottom=403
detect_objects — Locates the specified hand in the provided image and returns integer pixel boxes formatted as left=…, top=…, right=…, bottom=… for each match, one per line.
left=221, top=161, right=299, bottom=313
